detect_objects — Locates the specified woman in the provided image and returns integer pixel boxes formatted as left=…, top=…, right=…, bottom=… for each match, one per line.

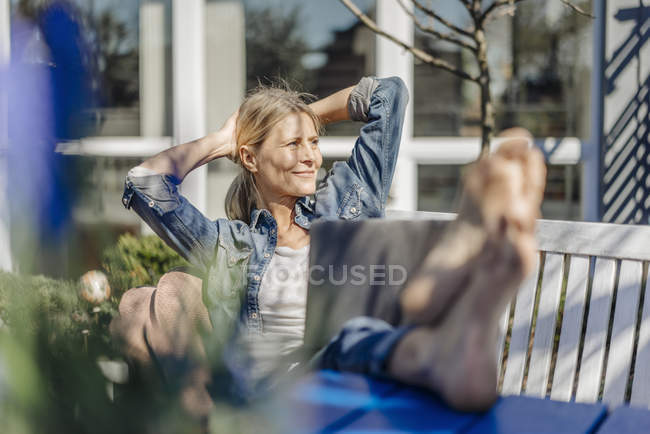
left=118, top=76, right=545, bottom=414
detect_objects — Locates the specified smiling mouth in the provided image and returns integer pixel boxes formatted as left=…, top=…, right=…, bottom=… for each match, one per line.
left=293, top=171, right=315, bottom=178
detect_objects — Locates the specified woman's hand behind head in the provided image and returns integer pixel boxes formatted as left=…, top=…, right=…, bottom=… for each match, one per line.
left=217, top=109, right=240, bottom=162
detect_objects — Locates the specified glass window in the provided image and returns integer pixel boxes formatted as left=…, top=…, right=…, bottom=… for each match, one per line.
left=10, top=0, right=173, bottom=138
left=417, top=165, right=464, bottom=212
left=73, top=155, right=142, bottom=228
left=413, top=1, right=593, bottom=138
left=542, top=164, right=581, bottom=221
left=418, top=164, right=582, bottom=220
left=412, top=1, right=470, bottom=137
left=7, top=1, right=175, bottom=276
left=243, top=0, right=376, bottom=136
left=46, top=155, right=142, bottom=277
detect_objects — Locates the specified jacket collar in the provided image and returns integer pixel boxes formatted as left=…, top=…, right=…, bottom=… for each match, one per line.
left=249, top=196, right=315, bottom=231
left=294, top=196, right=315, bottom=229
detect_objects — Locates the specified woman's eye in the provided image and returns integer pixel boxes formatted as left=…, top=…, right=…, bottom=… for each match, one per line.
left=312, top=139, right=319, bottom=146
left=288, top=141, right=298, bottom=147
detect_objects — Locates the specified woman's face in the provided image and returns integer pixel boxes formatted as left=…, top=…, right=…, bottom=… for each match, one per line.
left=243, top=111, right=322, bottom=201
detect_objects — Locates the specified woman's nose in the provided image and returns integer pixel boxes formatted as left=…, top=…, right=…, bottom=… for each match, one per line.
left=299, top=142, right=316, bottom=164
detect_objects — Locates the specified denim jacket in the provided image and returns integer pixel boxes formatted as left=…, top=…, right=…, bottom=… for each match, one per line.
left=121, top=76, right=409, bottom=347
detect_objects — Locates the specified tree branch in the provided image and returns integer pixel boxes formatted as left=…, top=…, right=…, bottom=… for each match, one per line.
left=338, top=0, right=479, bottom=82
left=559, top=0, right=595, bottom=19
left=411, top=0, right=475, bottom=39
left=480, top=0, right=528, bottom=24
left=396, top=0, right=478, bottom=53
left=482, top=0, right=594, bottom=23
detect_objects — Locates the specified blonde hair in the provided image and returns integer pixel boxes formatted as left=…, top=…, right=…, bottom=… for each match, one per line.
left=225, top=83, right=322, bottom=223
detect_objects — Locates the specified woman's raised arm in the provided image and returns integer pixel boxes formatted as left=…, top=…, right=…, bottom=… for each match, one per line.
left=138, top=111, right=239, bottom=183
left=313, top=77, right=409, bottom=219
left=121, top=112, right=240, bottom=272
left=309, top=85, right=355, bottom=125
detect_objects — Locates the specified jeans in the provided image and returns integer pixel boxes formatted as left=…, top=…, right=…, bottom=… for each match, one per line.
left=316, top=317, right=412, bottom=377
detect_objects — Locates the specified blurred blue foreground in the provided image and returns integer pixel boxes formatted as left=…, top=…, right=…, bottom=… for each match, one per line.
left=275, top=370, right=649, bottom=433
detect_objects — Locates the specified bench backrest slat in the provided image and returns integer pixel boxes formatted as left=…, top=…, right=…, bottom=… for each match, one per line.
left=631, top=276, right=650, bottom=407
left=535, top=220, right=650, bottom=261
left=501, top=257, right=540, bottom=395
left=497, top=308, right=509, bottom=373
left=387, top=210, right=650, bottom=260
left=575, top=258, right=617, bottom=403
left=550, top=254, right=590, bottom=401
left=526, top=253, right=565, bottom=398
left=602, top=260, right=644, bottom=406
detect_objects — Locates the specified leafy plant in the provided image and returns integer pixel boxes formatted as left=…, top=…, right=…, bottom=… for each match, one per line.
left=101, top=233, right=189, bottom=300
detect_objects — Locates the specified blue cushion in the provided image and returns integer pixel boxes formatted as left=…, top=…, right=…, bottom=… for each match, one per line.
left=465, top=395, right=607, bottom=434
left=596, top=405, right=650, bottom=433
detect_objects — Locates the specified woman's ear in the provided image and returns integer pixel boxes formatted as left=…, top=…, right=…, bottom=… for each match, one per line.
left=239, top=145, right=258, bottom=173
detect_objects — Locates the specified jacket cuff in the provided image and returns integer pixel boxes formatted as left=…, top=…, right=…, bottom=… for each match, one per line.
left=348, top=76, right=379, bottom=122
left=127, top=165, right=159, bottom=178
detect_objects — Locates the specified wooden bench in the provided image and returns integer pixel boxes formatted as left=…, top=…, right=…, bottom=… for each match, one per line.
left=305, top=211, right=650, bottom=410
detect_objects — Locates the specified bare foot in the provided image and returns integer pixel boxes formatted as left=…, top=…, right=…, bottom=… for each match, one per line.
left=389, top=138, right=546, bottom=411
left=401, top=133, right=545, bottom=324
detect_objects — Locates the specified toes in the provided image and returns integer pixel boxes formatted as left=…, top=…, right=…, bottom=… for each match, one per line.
left=497, top=127, right=533, bottom=140
left=462, top=157, right=526, bottom=232
left=466, top=142, right=545, bottom=235
left=494, top=135, right=547, bottom=206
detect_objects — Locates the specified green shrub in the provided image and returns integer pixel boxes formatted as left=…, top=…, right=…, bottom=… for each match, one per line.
left=0, top=271, right=116, bottom=353
left=0, top=233, right=191, bottom=366
left=101, top=233, right=189, bottom=299
left=0, top=270, right=209, bottom=433
left=0, top=234, right=188, bottom=349
left=0, top=234, right=206, bottom=433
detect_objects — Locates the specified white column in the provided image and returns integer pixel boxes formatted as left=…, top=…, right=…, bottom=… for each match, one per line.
left=376, top=0, right=416, bottom=210
left=582, top=0, right=605, bottom=221
left=0, top=0, right=12, bottom=271
left=173, top=0, right=207, bottom=212
left=205, top=1, right=245, bottom=133
left=391, top=156, right=418, bottom=211
left=204, top=1, right=245, bottom=219
left=140, top=2, right=166, bottom=137
left=139, top=2, right=167, bottom=235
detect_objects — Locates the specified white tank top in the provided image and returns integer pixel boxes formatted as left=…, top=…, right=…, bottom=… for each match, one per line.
left=241, top=244, right=310, bottom=381
left=258, top=244, right=310, bottom=353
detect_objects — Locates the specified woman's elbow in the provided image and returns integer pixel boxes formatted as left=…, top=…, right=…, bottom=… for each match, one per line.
left=381, top=76, right=409, bottom=108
